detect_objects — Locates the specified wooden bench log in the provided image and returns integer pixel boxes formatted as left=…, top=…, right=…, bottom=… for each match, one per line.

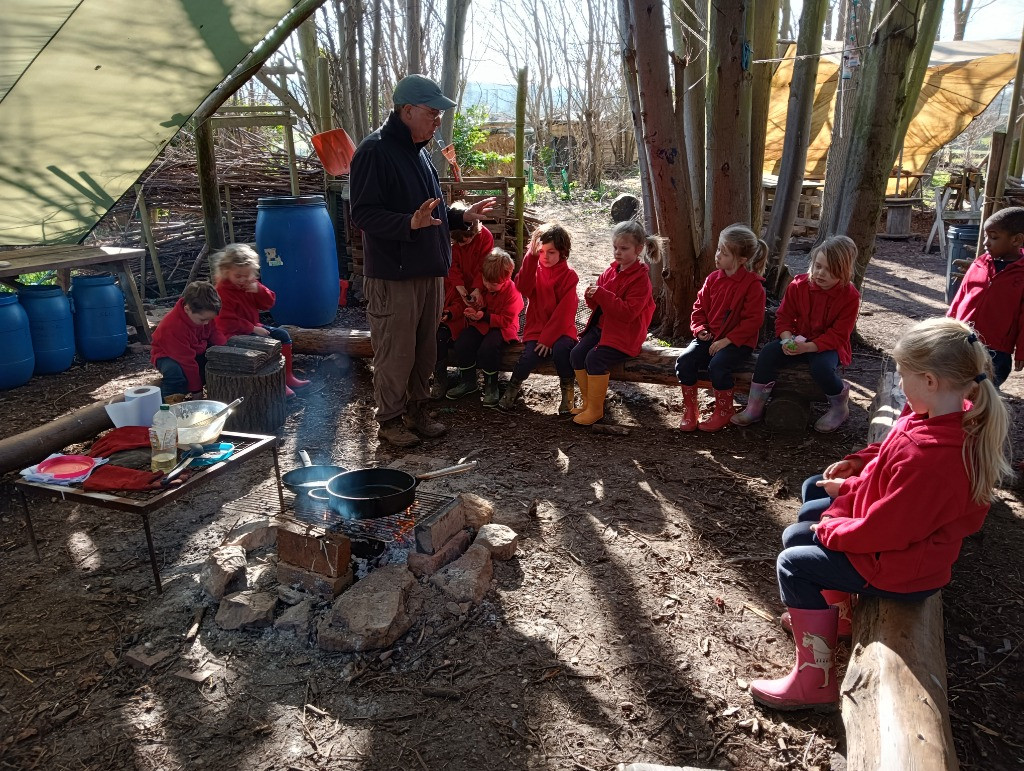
left=840, top=364, right=957, bottom=770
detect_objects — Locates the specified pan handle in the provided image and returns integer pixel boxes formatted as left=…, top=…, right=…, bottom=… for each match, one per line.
left=298, top=450, right=312, bottom=467
left=415, top=461, right=478, bottom=481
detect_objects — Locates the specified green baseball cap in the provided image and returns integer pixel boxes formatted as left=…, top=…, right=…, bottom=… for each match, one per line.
left=393, top=74, right=456, bottom=110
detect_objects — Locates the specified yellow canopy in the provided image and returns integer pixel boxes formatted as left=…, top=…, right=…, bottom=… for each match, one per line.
left=763, top=39, right=1020, bottom=179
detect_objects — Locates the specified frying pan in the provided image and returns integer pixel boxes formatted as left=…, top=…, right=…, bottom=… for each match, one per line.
left=309, top=461, right=477, bottom=520
left=281, top=450, right=348, bottom=497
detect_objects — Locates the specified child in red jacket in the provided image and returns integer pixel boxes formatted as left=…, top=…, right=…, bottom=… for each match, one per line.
left=749, top=317, right=1010, bottom=712
left=150, top=281, right=227, bottom=400
left=499, top=222, right=579, bottom=414
left=570, top=220, right=658, bottom=426
left=947, top=206, right=1024, bottom=387
left=446, top=249, right=524, bottom=407
left=676, top=223, right=767, bottom=433
left=213, top=244, right=309, bottom=396
left=733, top=235, right=861, bottom=432
left=433, top=203, right=495, bottom=398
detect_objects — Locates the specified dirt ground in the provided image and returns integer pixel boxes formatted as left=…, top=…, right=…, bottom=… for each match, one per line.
left=1, top=194, right=1023, bottom=771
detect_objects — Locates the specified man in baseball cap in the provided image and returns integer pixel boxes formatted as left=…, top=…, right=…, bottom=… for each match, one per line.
left=392, top=74, right=457, bottom=110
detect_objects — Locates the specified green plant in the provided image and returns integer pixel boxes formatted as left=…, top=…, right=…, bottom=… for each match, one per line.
left=452, top=106, right=514, bottom=173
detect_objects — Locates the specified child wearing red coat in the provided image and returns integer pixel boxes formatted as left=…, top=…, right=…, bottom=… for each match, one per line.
left=213, top=243, right=308, bottom=396
left=433, top=203, right=496, bottom=398
left=445, top=249, right=524, bottom=407
left=748, top=318, right=1010, bottom=712
left=150, top=281, right=227, bottom=400
left=733, top=235, right=861, bottom=433
left=499, top=222, right=579, bottom=414
left=569, top=220, right=658, bottom=426
left=947, top=206, right=1024, bottom=387
left=675, top=223, right=767, bottom=433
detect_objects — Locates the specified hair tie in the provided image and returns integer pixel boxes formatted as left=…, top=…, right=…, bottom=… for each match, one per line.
left=967, top=333, right=979, bottom=345
left=974, top=372, right=987, bottom=383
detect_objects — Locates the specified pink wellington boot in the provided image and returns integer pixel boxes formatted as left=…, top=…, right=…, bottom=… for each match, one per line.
left=698, top=388, right=735, bottom=432
left=282, top=343, right=310, bottom=389
left=678, top=384, right=699, bottom=432
left=781, top=591, right=853, bottom=641
left=751, top=606, right=839, bottom=712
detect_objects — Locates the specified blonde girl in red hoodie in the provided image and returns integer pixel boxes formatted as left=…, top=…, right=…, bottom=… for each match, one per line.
left=570, top=220, right=658, bottom=426
left=213, top=244, right=308, bottom=396
left=733, top=235, right=860, bottom=432
left=749, top=317, right=1009, bottom=712
left=498, top=222, right=579, bottom=414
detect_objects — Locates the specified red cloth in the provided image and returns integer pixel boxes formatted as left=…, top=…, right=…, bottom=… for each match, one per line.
left=947, top=251, right=1024, bottom=359
left=583, top=260, right=655, bottom=356
left=515, top=251, right=579, bottom=347
left=815, top=410, right=988, bottom=593
left=690, top=268, right=766, bottom=348
left=443, top=228, right=494, bottom=338
left=461, top=277, right=524, bottom=342
left=150, top=299, right=228, bottom=393
left=84, top=465, right=164, bottom=491
left=214, top=279, right=276, bottom=338
left=88, top=426, right=152, bottom=457
left=774, top=274, right=860, bottom=366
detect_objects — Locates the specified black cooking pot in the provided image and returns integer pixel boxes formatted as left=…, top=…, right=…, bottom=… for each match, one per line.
left=281, top=450, right=348, bottom=497
left=308, top=461, right=477, bottom=519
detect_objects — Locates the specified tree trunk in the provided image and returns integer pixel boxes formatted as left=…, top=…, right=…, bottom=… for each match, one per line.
left=763, top=0, right=828, bottom=296
left=371, top=1, right=383, bottom=128
left=298, top=18, right=322, bottom=132
left=836, top=0, right=931, bottom=290
left=630, top=0, right=700, bottom=339
left=207, top=359, right=288, bottom=434
left=619, top=0, right=658, bottom=232
left=333, top=0, right=358, bottom=139
left=196, top=119, right=226, bottom=255
left=953, top=0, right=972, bottom=41
left=437, top=0, right=472, bottom=168
left=750, top=0, right=782, bottom=233
left=674, top=0, right=706, bottom=253
left=407, top=0, right=422, bottom=72
left=780, top=0, right=793, bottom=40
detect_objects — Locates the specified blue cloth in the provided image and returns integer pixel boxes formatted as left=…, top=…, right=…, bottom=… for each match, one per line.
left=512, top=336, right=575, bottom=380
left=570, top=326, right=630, bottom=374
left=752, top=339, right=844, bottom=395
left=156, top=354, right=207, bottom=397
left=262, top=325, right=292, bottom=344
left=989, top=349, right=1011, bottom=387
left=798, top=473, right=834, bottom=522
left=674, top=338, right=753, bottom=389
left=455, top=327, right=506, bottom=372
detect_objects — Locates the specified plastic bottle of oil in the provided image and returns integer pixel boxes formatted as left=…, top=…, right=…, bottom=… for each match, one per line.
left=149, top=405, right=178, bottom=472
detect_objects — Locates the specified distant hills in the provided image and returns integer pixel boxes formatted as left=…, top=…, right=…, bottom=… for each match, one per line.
left=461, top=81, right=569, bottom=121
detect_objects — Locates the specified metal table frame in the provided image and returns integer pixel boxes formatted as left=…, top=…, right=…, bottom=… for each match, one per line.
left=15, top=431, right=285, bottom=594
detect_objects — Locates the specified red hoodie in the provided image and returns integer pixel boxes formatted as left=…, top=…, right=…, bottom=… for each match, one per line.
left=815, top=410, right=988, bottom=593
left=443, top=228, right=495, bottom=338
left=947, top=250, right=1024, bottom=358
left=463, top=277, right=524, bottom=342
left=214, top=279, right=276, bottom=338
left=690, top=267, right=766, bottom=348
left=583, top=260, right=655, bottom=356
left=775, top=274, right=860, bottom=365
left=515, top=251, right=579, bottom=347
left=150, top=299, right=228, bottom=392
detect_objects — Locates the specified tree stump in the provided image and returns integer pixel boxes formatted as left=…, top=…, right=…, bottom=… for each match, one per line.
left=610, top=193, right=640, bottom=222
left=206, top=357, right=287, bottom=434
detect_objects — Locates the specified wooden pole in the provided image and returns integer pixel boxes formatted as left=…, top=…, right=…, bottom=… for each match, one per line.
left=317, top=56, right=333, bottom=133
left=279, top=73, right=300, bottom=196
left=514, top=67, right=527, bottom=263
left=996, top=24, right=1024, bottom=190
left=749, top=0, right=782, bottom=232
left=977, top=131, right=1007, bottom=259
left=196, top=118, right=226, bottom=258
left=224, top=184, right=235, bottom=244
left=134, top=185, right=167, bottom=298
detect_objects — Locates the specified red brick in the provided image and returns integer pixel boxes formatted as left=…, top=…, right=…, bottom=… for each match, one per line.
left=277, top=526, right=351, bottom=578
left=414, top=498, right=464, bottom=554
left=407, top=529, right=471, bottom=577
left=277, top=561, right=353, bottom=600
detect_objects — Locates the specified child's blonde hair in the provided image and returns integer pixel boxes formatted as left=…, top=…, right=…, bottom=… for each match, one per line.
left=182, top=281, right=221, bottom=314
left=214, top=243, right=260, bottom=279
left=449, top=201, right=482, bottom=240
left=892, top=317, right=1010, bottom=504
left=532, top=222, right=572, bottom=260
left=808, top=235, right=857, bottom=285
left=719, top=223, right=769, bottom=275
left=612, top=220, right=665, bottom=264
left=482, top=248, right=515, bottom=283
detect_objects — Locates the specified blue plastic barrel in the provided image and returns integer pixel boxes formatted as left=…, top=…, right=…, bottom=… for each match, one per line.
left=256, top=195, right=340, bottom=327
left=946, top=224, right=981, bottom=301
left=70, top=274, right=127, bottom=361
left=0, top=293, right=34, bottom=389
left=18, top=285, right=75, bottom=375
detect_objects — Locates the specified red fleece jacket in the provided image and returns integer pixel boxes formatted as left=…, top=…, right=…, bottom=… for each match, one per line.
left=815, top=410, right=988, bottom=593
left=775, top=274, right=860, bottom=365
left=214, top=279, right=276, bottom=338
left=150, top=299, right=227, bottom=392
left=463, top=278, right=524, bottom=342
left=515, top=251, right=579, bottom=347
left=443, top=228, right=495, bottom=338
left=948, top=251, right=1024, bottom=359
left=690, top=267, right=766, bottom=348
left=583, top=260, right=655, bottom=356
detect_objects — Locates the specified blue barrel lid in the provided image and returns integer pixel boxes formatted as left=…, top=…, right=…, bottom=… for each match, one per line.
left=71, top=273, right=116, bottom=286
left=258, top=195, right=326, bottom=207
left=947, top=224, right=980, bottom=236
left=0, top=292, right=18, bottom=306
left=18, top=284, right=65, bottom=298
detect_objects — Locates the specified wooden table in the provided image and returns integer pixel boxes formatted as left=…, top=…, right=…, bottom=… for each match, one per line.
left=15, top=431, right=284, bottom=593
left=0, top=245, right=152, bottom=343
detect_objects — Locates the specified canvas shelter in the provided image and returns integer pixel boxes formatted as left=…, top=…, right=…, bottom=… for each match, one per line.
left=763, top=38, right=1020, bottom=180
left=0, top=0, right=304, bottom=246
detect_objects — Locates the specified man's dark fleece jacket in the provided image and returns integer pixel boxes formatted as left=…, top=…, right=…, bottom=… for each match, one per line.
left=349, top=111, right=466, bottom=280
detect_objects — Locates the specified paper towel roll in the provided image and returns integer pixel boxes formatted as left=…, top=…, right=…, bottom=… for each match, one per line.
left=107, top=385, right=163, bottom=428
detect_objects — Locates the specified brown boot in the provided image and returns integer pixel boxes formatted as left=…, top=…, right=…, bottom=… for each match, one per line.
left=377, top=416, right=421, bottom=448
left=403, top=401, right=448, bottom=438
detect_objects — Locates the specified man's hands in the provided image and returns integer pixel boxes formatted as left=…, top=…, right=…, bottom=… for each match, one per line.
left=463, top=197, right=497, bottom=222
left=411, top=198, right=443, bottom=230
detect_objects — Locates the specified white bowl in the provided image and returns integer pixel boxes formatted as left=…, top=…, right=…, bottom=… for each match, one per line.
left=169, top=400, right=229, bottom=448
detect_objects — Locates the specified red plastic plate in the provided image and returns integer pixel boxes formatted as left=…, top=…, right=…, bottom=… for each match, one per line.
left=37, top=454, right=98, bottom=479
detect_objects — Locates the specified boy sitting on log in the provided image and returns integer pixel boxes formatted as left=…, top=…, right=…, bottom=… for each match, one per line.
left=150, top=281, right=227, bottom=402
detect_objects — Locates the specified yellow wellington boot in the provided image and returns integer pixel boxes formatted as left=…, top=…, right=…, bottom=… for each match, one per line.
left=570, top=368, right=589, bottom=415
left=573, top=373, right=610, bottom=426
